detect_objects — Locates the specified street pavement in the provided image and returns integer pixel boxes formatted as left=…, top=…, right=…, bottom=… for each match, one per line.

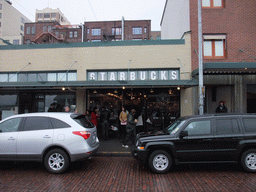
left=1, top=138, right=256, bottom=191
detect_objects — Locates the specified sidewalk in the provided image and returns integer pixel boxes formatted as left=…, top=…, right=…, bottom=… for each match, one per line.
left=96, top=138, right=132, bottom=156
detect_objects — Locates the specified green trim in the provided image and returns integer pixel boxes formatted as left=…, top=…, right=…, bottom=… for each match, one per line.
left=0, top=39, right=185, bottom=50
left=0, top=38, right=13, bottom=45
left=192, top=62, right=256, bottom=76
left=204, top=62, right=256, bottom=69
left=0, top=79, right=198, bottom=88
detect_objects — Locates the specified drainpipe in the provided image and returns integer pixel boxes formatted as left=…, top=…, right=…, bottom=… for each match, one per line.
left=122, top=16, right=124, bottom=41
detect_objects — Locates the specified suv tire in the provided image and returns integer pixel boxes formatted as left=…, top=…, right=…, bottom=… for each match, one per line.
left=148, top=150, right=172, bottom=174
left=44, top=149, right=70, bottom=174
left=241, top=149, right=256, bottom=172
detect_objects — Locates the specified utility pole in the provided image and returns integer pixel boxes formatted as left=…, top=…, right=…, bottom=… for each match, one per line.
left=198, top=0, right=204, bottom=115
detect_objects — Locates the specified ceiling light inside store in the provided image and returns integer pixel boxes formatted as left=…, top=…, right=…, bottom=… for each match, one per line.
left=122, top=86, right=125, bottom=90
left=150, top=89, right=154, bottom=93
left=169, top=89, right=172, bottom=95
left=114, top=89, right=118, bottom=93
left=93, top=90, right=97, bottom=94
left=177, top=86, right=181, bottom=90
left=62, top=87, right=65, bottom=91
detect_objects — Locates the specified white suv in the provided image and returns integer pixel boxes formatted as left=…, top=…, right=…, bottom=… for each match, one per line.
left=0, top=113, right=99, bottom=174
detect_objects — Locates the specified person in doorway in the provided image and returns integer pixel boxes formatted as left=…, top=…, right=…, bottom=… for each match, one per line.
left=216, top=101, right=228, bottom=113
left=64, top=106, right=70, bottom=112
left=85, top=110, right=91, bottom=122
left=48, top=103, right=56, bottom=112
left=119, top=106, right=128, bottom=141
left=122, top=109, right=137, bottom=148
left=100, top=106, right=110, bottom=140
left=91, top=107, right=99, bottom=127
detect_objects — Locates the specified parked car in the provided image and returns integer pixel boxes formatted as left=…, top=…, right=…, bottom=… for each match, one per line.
left=0, top=113, right=99, bottom=174
left=132, top=114, right=256, bottom=173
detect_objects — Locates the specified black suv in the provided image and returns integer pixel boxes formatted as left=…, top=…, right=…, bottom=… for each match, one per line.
left=132, top=114, right=256, bottom=173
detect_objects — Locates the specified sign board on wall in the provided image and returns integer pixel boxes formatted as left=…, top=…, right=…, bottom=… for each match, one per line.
left=87, top=69, right=180, bottom=81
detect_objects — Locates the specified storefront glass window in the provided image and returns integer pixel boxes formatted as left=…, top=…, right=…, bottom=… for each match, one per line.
left=0, top=74, right=8, bottom=82
left=0, top=95, right=18, bottom=120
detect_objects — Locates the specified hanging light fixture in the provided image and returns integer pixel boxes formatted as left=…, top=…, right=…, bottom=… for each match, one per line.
left=150, top=89, right=154, bottom=93
left=114, top=89, right=118, bottom=93
left=122, top=86, right=125, bottom=89
left=177, top=86, right=180, bottom=90
left=62, top=87, right=65, bottom=91
left=93, top=89, right=97, bottom=94
left=169, top=89, right=172, bottom=95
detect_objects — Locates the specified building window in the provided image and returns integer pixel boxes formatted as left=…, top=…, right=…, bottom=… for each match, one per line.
left=26, top=27, right=31, bottom=34
left=37, top=13, right=43, bottom=19
left=202, top=0, right=224, bottom=8
left=92, top=28, right=101, bottom=36
left=69, top=31, right=73, bottom=38
left=132, top=39, right=143, bottom=41
left=112, top=28, right=122, bottom=35
left=0, top=13, right=2, bottom=19
left=91, top=39, right=101, bottom=42
left=55, top=31, right=59, bottom=37
left=13, top=39, right=19, bottom=45
left=21, top=17, right=26, bottom=23
left=31, top=27, right=36, bottom=34
left=0, top=22, right=1, bottom=27
left=74, top=31, right=78, bottom=38
left=48, top=26, right=52, bottom=32
left=144, top=27, right=147, bottom=33
left=87, top=29, right=90, bottom=34
left=20, top=25, right=24, bottom=31
left=43, top=26, right=47, bottom=32
left=26, top=39, right=31, bottom=44
left=203, top=35, right=226, bottom=58
left=0, top=4, right=2, bottom=10
left=51, top=13, right=56, bottom=18
left=44, top=13, right=50, bottom=18
left=132, top=27, right=142, bottom=35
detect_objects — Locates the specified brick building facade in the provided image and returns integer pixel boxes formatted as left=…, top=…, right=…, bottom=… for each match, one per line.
left=24, top=22, right=82, bottom=44
left=161, top=0, right=256, bottom=114
left=190, top=0, right=256, bottom=70
left=84, top=20, right=151, bottom=41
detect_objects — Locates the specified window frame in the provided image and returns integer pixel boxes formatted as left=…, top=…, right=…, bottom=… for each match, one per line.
left=202, top=0, right=224, bottom=8
left=203, top=35, right=226, bottom=59
left=132, top=27, right=143, bottom=35
left=91, top=28, right=101, bottom=36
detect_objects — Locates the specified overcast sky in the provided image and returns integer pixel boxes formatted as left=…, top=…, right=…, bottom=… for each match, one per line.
left=12, top=0, right=166, bottom=31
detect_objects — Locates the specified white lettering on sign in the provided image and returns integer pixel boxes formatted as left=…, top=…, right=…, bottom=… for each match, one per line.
left=89, top=73, right=96, bottom=80
left=130, top=72, right=136, bottom=80
left=110, top=72, right=116, bottom=80
left=99, top=72, right=106, bottom=81
left=172, top=71, right=177, bottom=80
left=150, top=71, right=157, bottom=80
left=88, top=69, right=179, bottom=81
left=119, top=72, right=126, bottom=80
left=139, top=71, right=146, bottom=80
left=160, top=71, right=167, bottom=80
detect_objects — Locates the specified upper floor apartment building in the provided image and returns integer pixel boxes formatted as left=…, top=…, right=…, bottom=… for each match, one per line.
left=0, top=0, right=31, bottom=45
left=161, top=0, right=256, bottom=114
left=23, top=19, right=153, bottom=44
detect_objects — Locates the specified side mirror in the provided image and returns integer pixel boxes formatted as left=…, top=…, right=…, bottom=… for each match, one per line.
left=179, top=130, right=188, bottom=138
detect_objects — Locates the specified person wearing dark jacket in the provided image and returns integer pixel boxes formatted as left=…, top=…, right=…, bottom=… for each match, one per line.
left=100, top=106, right=110, bottom=140
left=122, top=109, right=137, bottom=148
left=216, top=101, right=228, bottom=113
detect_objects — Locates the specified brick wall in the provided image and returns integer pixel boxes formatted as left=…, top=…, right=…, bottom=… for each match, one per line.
left=190, top=0, right=256, bottom=70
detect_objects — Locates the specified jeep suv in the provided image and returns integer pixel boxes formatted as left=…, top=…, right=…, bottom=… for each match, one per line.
left=132, top=114, right=256, bottom=173
left=0, top=113, right=99, bottom=174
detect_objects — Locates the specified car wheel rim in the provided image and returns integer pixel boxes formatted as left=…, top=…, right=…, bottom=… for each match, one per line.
left=48, top=153, right=65, bottom=171
left=153, top=154, right=169, bottom=171
left=245, top=153, right=256, bottom=170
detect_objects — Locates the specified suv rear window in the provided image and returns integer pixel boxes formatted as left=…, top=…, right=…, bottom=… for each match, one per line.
left=71, top=114, right=95, bottom=128
left=49, top=117, right=71, bottom=128
left=243, top=118, right=256, bottom=132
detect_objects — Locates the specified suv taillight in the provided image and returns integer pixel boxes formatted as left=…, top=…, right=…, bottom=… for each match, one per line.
left=73, top=131, right=91, bottom=140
